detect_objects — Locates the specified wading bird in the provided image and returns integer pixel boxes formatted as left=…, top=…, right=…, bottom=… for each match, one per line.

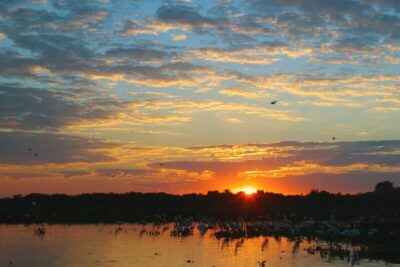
left=258, top=260, right=267, bottom=267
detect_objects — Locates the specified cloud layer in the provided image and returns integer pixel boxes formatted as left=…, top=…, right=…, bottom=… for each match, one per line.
left=0, top=0, right=399, bottom=196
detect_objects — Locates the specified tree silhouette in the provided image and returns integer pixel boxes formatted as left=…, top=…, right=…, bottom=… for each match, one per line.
left=0, top=181, right=399, bottom=224
left=374, top=181, right=395, bottom=193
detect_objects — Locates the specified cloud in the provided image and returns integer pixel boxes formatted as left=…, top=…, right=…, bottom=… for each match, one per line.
left=189, top=42, right=310, bottom=64
left=87, top=61, right=225, bottom=89
left=0, top=138, right=399, bottom=194
left=120, top=5, right=229, bottom=36
left=0, top=84, right=128, bottom=130
left=0, top=0, right=400, bottom=196
left=105, top=46, right=177, bottom=63
left=55, top=170, right=92, bottom=178
left=97, top=168, right=154, bottom=178
left=190, top=47, right=280, bottom=65
left=219, top=87, right=266, bottom=99
left=156, top=5, right=228, bottom=29
left=172, top=34, right=187, bottom=41
left=227, top=118, right=243, bottom=124
left=96, top=167, right=214, bottom=183
left=0, top=131, right=117, bottom=165
left=162, top=141, right=400, bottom=178
left=129, top=98, right=305, bottom=122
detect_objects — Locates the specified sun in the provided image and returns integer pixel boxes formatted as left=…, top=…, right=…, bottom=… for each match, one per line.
left=240, top=186, right=257, bottom=195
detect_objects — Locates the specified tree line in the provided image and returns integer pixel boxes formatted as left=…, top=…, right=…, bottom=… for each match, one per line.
left=0, top=181, right=399, bottom=224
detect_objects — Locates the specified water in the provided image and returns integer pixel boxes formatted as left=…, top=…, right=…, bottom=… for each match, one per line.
left=0, top=225, right=398, bottom=267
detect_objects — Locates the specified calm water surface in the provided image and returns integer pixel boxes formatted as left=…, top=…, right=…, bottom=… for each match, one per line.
left=0, top=225, right=398, bottom=267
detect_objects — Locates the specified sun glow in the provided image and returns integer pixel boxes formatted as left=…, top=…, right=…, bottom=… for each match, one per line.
left=239, top=186, right=257, bottom=195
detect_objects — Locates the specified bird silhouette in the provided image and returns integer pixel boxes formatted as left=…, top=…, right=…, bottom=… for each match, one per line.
left=332, top=137, right=336, bottom=141
left=270, top=100, right=278, bottom=105
left=258, top=260, right=267, bottom=267
left=33, top=153, right=39, bottom=157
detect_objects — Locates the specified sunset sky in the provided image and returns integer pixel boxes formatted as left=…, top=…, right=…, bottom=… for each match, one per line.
left=1, top=0, right=400, bottom=196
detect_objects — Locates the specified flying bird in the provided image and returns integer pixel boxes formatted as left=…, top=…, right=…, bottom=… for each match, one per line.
left=270, top=100, right=278, bottom=105
left=33, top=153, right=39, bottom=157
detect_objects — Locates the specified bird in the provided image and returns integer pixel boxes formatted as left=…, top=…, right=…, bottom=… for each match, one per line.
left=261, top=238, right=268, bottom=251
left=270, top=100, right=278, bottom=105
left=139, top=229, right=147, bottom=237
left=332, top=137, right=336, bottom=141
left=258, top=260, right=267, bottom=267
left=159, top=162, right=165, bottom=166
left=33, top=153, right=39, bottom=157
left=34, top=226, right=46, bottom=236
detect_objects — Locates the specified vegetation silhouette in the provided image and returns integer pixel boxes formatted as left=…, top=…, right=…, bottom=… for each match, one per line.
left=1, top=181, right=399, bottom=224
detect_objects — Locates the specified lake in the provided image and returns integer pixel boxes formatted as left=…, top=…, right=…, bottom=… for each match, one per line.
left=0, top=224, right=398, bottom=267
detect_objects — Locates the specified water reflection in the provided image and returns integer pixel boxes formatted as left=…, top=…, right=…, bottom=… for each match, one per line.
left=0, top=224, right=398, bottom=267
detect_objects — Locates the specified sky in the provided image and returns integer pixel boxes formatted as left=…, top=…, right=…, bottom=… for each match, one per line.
left=0, top=0, right=400, bottom=196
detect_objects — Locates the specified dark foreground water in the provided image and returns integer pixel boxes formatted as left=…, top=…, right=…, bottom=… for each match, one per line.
left=0, top=225, right=398, bottom=267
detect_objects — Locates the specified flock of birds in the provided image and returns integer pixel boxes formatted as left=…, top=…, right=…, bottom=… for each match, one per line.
left=24, top=215, right=372, bottom=267
left=27, top=147, right=39, bottom=157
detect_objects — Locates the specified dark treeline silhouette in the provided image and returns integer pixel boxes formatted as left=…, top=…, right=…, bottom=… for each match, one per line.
left=1, top=181, right=399, bottom=224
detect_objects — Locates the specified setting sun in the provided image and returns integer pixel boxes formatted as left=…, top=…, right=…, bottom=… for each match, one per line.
left=238, top=187, right=257, bottom=195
